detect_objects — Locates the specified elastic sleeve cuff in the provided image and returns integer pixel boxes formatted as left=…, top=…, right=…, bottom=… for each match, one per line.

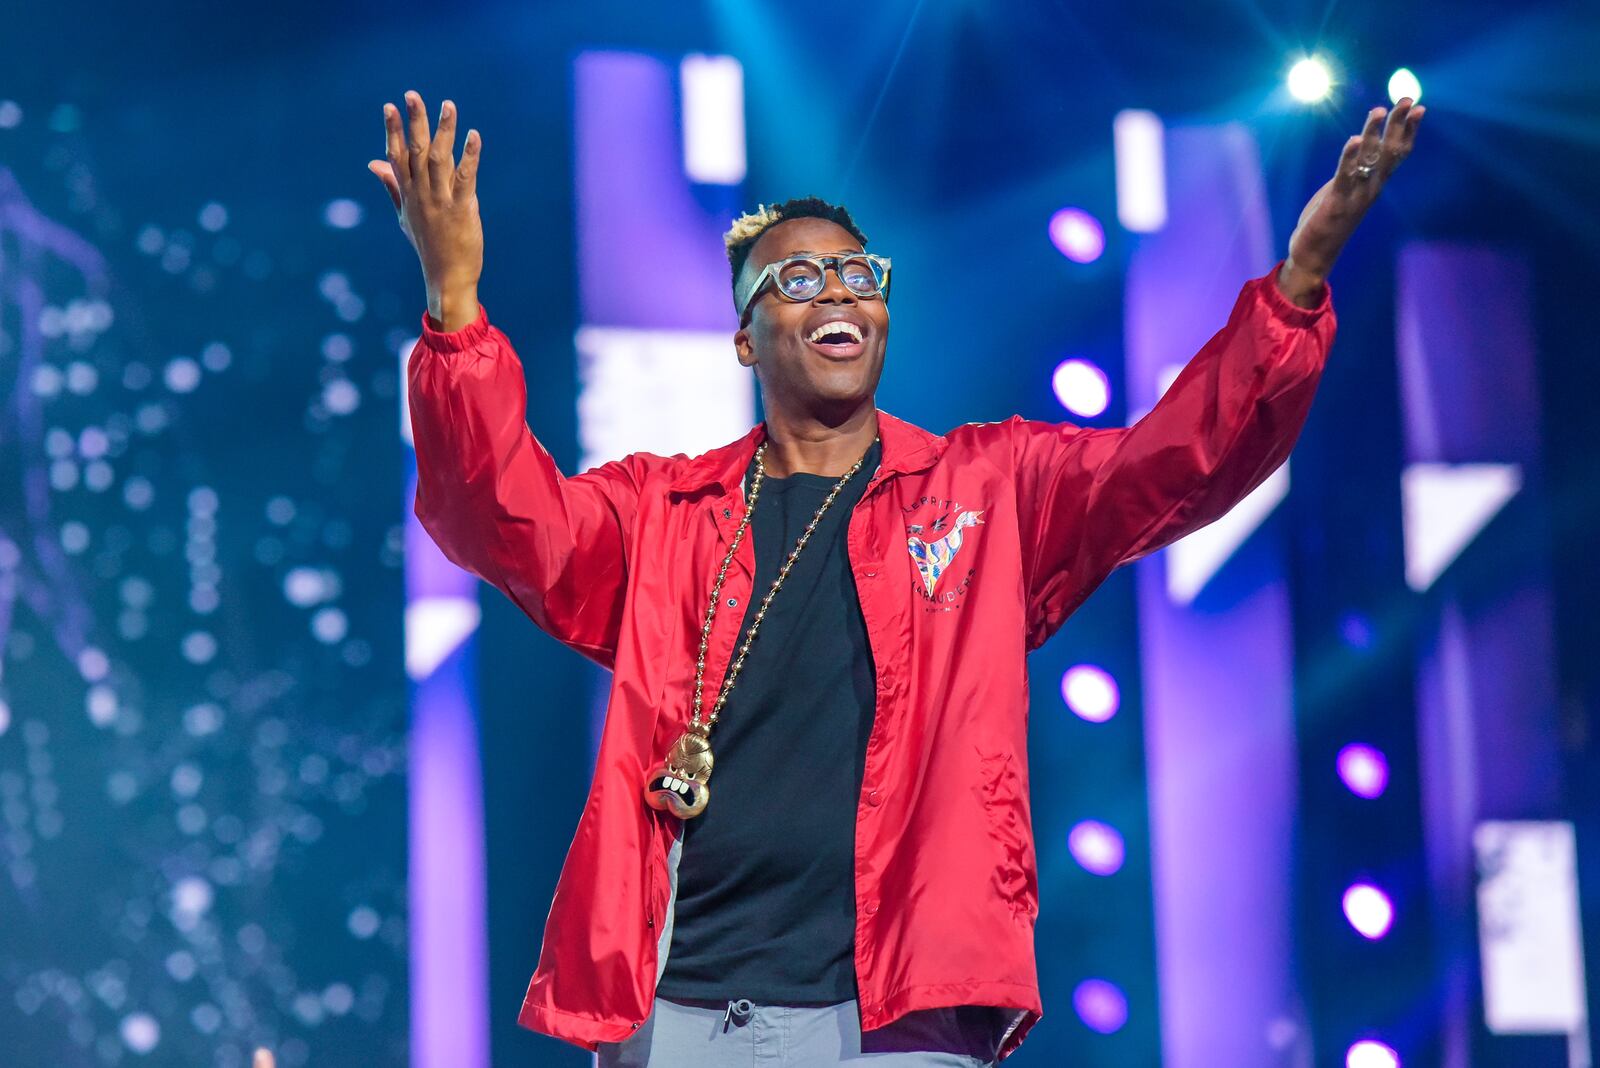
left=1257, top=260, right=1332, bottom=328
left=418, top=302, right=491, bottom=353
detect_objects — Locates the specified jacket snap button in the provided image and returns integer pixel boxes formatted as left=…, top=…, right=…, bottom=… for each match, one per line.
left=863, top=570, right=877, bottom=578
left=867, top=789, right=882, bottom=806
left=865, top=901, right=879, bottom=917
left=727, top=597, right=738, bottom=607
left=723, top=508, right=732, bottom=518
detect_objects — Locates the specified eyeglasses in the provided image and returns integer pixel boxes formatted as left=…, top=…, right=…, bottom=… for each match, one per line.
left=736, top=252, right=892, bottom=322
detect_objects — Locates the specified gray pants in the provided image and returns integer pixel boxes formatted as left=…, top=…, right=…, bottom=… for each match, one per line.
left=595, top=996, right=1005, bottom=1067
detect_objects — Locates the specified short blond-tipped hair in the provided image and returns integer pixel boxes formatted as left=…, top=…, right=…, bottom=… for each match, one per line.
left=723, top=196, right=869, bottom=309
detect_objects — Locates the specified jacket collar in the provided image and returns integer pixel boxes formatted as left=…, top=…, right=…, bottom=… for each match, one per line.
left=668, top=408, right=947, bottom=495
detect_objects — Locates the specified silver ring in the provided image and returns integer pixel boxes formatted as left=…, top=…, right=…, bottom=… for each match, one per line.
left=1354, top=162, right=1376, bottom=179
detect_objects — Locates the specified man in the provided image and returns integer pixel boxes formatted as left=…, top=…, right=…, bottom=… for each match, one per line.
left=370, top=89, right=1422, bottom=1065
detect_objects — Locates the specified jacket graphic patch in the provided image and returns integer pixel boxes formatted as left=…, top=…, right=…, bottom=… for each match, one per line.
left=905, top=503, right=984, bottom=607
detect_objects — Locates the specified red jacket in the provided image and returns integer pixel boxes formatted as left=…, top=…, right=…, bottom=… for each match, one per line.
left=407, top=266, right=1334, bottom=1059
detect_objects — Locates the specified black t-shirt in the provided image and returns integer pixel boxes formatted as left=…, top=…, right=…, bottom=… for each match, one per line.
left=656, top=437, right=882, bottom=1004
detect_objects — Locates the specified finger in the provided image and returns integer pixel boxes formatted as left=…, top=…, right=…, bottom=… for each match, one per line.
left=404, top=90, right=432, bottom=186
left=428, top=99, right=459, bottom=191
left=252, top=1050, right=275, bottom=1068
left=455, top=128, right=481, bottom=200
left=368, top=160, right=403, bottom=213
left=1381, top=98, right=1413, bottom=151
left=1332, top=134, right=1364, bottom=190
left=1388, top=104, right=1425, bottom=165
left=1356, top=106, right=1386, bottom=164
left=383, top=103, right=410, bottom=195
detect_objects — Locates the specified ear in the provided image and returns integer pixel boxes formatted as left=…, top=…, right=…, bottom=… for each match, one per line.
left=734, top=325, right=757, bottom=368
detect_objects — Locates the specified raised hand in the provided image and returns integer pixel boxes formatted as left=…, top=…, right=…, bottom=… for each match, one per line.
left=252, top=1049, right=275, bottom=1068
left=367, top=90, right=484, bottom=331
left=1278, top=98, right=1426, bottom=307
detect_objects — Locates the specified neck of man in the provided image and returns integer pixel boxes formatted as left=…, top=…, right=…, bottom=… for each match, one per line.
left=757, top=396, right=879, bottom=480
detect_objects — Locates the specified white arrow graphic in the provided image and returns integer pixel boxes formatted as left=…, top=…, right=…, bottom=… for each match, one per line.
left=1400, top=462, right=1523, bottom=592
left=1164, top=462, right=1290, bottom=605
left=405, top=595, right=482, bottom=680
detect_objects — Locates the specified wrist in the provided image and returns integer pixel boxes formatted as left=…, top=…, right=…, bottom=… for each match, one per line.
left=426, top=284, right=481, bottom=333
left=1276, top=257, right=1329, bottom=309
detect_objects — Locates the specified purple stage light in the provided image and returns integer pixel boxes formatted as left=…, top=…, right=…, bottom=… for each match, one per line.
left=1337, top=743, right=1390, bottom=799
left=1343, top=882, right=1395, bottom=940
left=1049, top=207, right=1106, bottom=264
left=1073, top=978, right=1129, bottom=1034
left=1052, top=358, right=1111, bottom=419
left=1061, top=664, right=1120, bottom=722
left=1069, top=820, right=1126, bottom=876
left=1347, top=1039, right=1400, bottom=1068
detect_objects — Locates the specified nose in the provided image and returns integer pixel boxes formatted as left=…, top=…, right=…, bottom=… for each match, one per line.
left=813, top=264, right=858, bottom=305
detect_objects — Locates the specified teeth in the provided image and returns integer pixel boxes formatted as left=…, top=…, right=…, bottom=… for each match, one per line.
left=664, top=776, right=679, bottom=790
left=807, top=321, right=863, bottom=344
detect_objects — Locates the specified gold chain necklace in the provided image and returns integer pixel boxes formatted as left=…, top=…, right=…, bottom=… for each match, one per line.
left=642, top=436, right=878, bottom=819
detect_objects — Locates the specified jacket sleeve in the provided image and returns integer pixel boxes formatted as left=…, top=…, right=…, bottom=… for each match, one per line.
left=406, top=303, right=646, bottom=669
left=1011, top=264, right=1335, bottom=648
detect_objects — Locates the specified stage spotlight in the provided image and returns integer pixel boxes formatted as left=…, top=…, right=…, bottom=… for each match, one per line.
left=1061, top=664, right=1120, bottom=722
left=1342, top=882, right=1395, bottom=939
left=1069, top=820, right=1126, bottom=876
left=1051, top=358, right=1111, bottom=419
left=1287, top=56, right=1334, bottom=103
left=1113, top=109, right=1167, bottom=232
left=1048, top=207, right=1105, bottom=264
left=680, top=54, right=746, bottom=184
left=1073, top=979, right=1129, bottom=1034
left=1336, top=743, right=1389, bottom=799
left=1347, top=1039, right=1400, bottom=1068
left=1387, top=68, right=1422, bottom=105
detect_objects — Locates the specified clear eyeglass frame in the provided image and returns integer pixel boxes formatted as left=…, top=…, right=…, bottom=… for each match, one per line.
left=735, top=252, right=892, bottom=323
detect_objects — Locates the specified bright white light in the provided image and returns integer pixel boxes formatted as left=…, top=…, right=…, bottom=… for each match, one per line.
left=1337, top=743, right=1390, bottom=799
left=1061, top=664, right=1120, bottom=722
left=323, top=198, right=364, bottom=229
left=1047, top=208, right=1105, bottom=264
left=283, top=567, right=339, bottom=608
left=323, top=378, right=361, bottom=415
left=1068, top=820, right=1126, bottom=876
left=1347, top=1040, right=1399, bottom=1068
left=1113, top=109, right=1167, bottom=232
left=164, top=356, right=201, bottom=394
left=574, top=326, right=756, bottom=471
left=680, top=54, right=746, bottom=184
left=311, top=606, right=349, bottom=644
left=171, top=876, right=214, bottom=920
left=120, top=1012, right=161, bottom=1054
left=1475, top=821, right=1589, bottom=1035
left=1387, top=68, right=1422, bottom=105
left=1288, top=57, right=1335, bottom=103
left=1051, top=359, right=1110, bottom=418
left=1343, top=883, right=1395, bottom=939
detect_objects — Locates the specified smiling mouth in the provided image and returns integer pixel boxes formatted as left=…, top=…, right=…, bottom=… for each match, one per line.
left=805, top=334, right=867, bottom=359
left=804, top=320, right=867, bottom=358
